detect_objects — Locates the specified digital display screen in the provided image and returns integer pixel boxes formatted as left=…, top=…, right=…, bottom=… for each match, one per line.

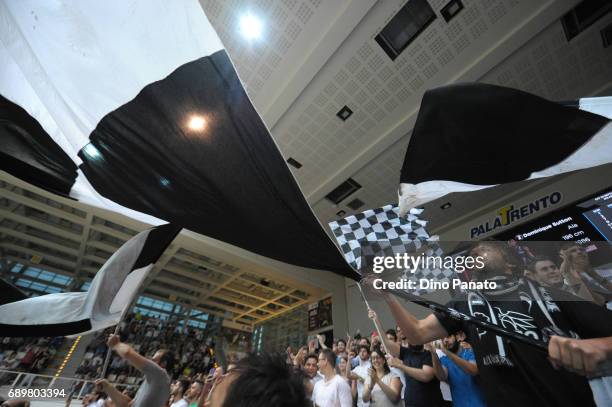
left=494, top=188, right=612, bottom=270
left=495, top=189, right=612, bottom=244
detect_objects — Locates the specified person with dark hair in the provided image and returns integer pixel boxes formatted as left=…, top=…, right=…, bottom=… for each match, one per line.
left=373, top=241, right=612, bottom=407
left=525, top=256, right=565, bottom=289
left=385, top=329, right=398, bottom=343
left=350, top=345, right=371, bottom=406
left=363, top=347, right=401, bottom=407
left=303, top=353, right=323, bottom=400
left=95, top=334, right=171, bottom=407
left=368, top=311, right=406, bottom=402
left=186, top=380, right=203, bottom=407
left=169, top=379, right=190, bottom=407
left=205, top=352, right=308, bottom=407
left=427, top=336, right=485, bottom=407
left=312, top=349, right=352, bottom=407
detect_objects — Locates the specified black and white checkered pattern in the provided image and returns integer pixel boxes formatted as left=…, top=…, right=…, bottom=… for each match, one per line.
left=329, top=205, right=454, bottom=295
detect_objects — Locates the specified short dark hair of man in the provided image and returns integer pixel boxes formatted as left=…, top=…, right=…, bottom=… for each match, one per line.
left=358, top=345, right=370, bottom=355
left=305, top=353, right=318, bottom=364
left=320, top=348, right=337, bottom=368
left=385, top=329, right=397, bottom=342
left=221, top=353, right=308, bottom=407
left=526, top=255, right=557, bottom=273
left=337, top=339, right=346, bottom=346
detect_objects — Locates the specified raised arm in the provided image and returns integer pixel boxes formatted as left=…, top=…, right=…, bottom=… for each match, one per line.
left=367, top=309, right=400, bottom=357
left=383, top=293, right=448, bottom=344
left=317, top=334, right=328, bottom=350
left=107, top=334, right=149, bottom=372
left=425, top=344, right=448, bottom=382
left=442, top=347, right=478, bottom=376
left=387, top=356, right=434, bottom=383
left=95, top=379, right=131, bottom=407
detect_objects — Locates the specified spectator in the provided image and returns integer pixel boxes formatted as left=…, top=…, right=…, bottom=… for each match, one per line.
left=169, top=379, right=190, bottom=407
left=96, top=334, right=172, bottom=407
left=312, top=349, right=352, bottom=407
left=351, top=338, right=371, bottom=368
left=525, top=256, right=565, bottom=289
left=206, top=353, right=307, bottom=407
left=185, top=380, right=203, bottom=407
left=336, top=355, right=351, bottom=383
left=302, top=353, right=322, bottom=400
left=387, top=342, right=443, bottom=407
left=427, top=336, right=486, bottom=407
left=350, top=345, right=371, bottom=407
left=363, top=347, right=401, bottom=407
left=559, top=242, right=611, bottom=304
left=375, top=241, right=612, bottom=407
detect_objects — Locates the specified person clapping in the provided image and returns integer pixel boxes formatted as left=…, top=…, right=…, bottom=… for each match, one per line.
left=363, top=347, right=401, bottom=407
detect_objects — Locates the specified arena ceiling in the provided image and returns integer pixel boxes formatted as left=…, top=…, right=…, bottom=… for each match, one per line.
left=199, top=0, right=611, bottom=224
left=0, top=172, right=326, bottom=329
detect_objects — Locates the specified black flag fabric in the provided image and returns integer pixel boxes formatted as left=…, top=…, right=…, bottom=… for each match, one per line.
left=0, top=1, right=356, bottom=278
left=0, top=277, right=28, bottom=305
left=0, top=224, right=180, bottom=337
left=398, top=83, right=611, bottom=216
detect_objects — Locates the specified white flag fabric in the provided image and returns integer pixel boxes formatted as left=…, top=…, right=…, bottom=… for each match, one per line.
left=0, top=224, right=180, bottom=336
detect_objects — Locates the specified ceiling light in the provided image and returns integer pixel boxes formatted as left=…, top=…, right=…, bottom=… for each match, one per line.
left=82, top=144, right=101, bottom=159
left=188, top=116, right=207, bottom=131
left=337, top=105, right=353, bottom=121
left=239, top=14, right=263, bottom=40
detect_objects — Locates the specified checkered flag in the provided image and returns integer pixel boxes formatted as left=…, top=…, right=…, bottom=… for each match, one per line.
left=329, top=205, right=454, bottom=295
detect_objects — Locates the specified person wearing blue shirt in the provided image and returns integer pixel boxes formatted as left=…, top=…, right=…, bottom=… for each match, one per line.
left=427, top=334, right=486, bottom=407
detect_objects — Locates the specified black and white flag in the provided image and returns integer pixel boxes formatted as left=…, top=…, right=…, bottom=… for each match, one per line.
left=0, top=224, right=180, bottom=337
left=0, top=0, right=354, bottom=278
left=398, top=83, right=612, bottom=216
left=329, top=206, right=453, bottom=295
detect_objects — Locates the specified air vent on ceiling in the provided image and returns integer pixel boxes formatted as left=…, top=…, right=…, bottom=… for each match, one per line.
left=602, top=22, right=612, bottom=48
left=440, top=0, right=463, bottom=23
left=347, top=198, right=365, bottom=211
left=561, top=0, right=612, bottom=41
left=337, top=105, right=353, bottom=121
left=325, top=178, right=362, bottom=204
left=375, top=0, right=436, bottom=61
left=287, top=157, right=303, bottom=168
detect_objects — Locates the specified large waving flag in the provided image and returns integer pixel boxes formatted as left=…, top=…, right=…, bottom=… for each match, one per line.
left=398, top=83, right=612, bottom=216
left=0, top=0, right=355, bottom=278
left=0, top=224, right=180, bottom=337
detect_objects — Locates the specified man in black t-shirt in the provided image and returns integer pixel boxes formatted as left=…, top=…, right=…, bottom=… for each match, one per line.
left=374, top=242, right=612, bottom=407
left=387, top=344, right=443, bottom=407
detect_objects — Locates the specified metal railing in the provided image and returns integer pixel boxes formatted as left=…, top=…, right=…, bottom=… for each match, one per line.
left=0, top=369, right=139, bottom=400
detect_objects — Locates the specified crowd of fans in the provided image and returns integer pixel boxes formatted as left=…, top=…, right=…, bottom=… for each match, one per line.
left=0, top=336, right=64, bottom=386
left=2, top=242, right=611, bottom=407
left=71, top=313, right=216, bottom=396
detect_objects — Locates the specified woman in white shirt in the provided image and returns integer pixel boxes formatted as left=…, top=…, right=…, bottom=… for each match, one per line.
left=363, top=347, right=401, bottom=407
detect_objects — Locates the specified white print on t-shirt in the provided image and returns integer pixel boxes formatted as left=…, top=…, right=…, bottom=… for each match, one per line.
left=494, top=308, right=539, bottom=339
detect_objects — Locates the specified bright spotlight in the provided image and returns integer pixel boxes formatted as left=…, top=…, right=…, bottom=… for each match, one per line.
left=239, top=14, right=263, bottom=40
left=83, top=143, right=101, bottom=159
left=188, top=116, right=207, bottom=131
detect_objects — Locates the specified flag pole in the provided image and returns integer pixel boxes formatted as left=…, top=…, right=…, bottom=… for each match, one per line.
left=374, top=283, right=550, bottom=351
left=356, top=283, right=389, bottom=354
left=99, top=301, right=132, bottom=380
